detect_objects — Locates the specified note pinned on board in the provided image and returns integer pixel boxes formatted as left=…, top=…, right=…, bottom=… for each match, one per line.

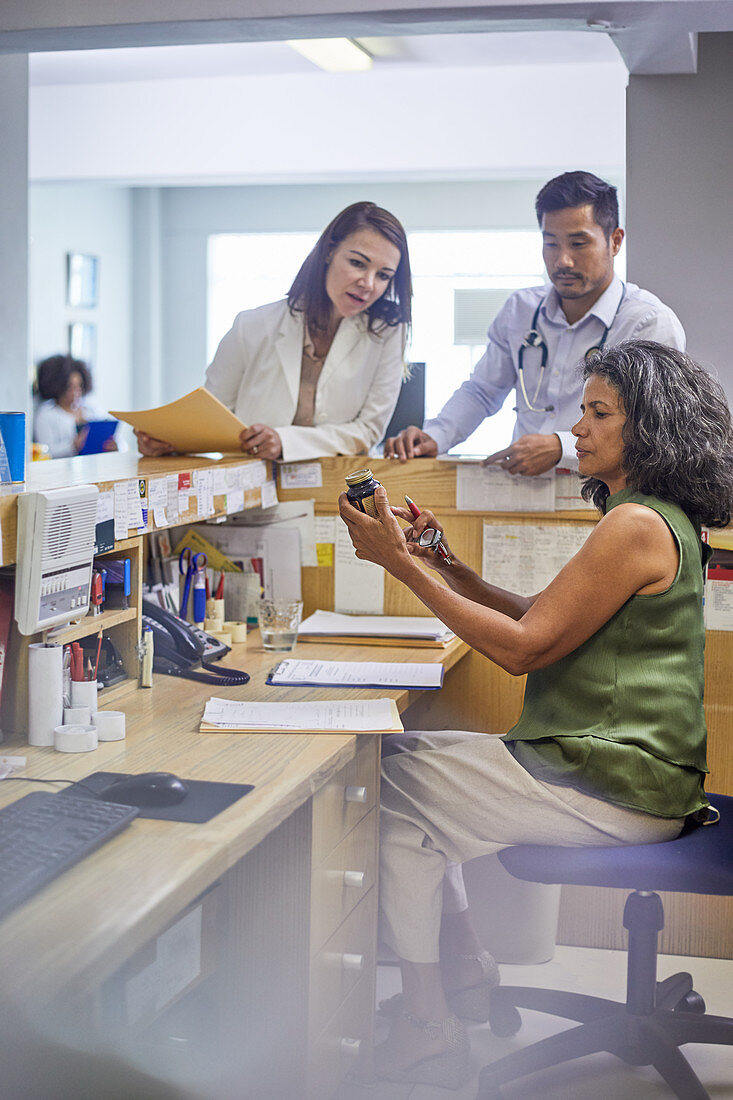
left=111, top=388, right=247, bottom=454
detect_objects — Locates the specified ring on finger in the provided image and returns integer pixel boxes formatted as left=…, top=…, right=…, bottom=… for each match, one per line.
left=252, top=445, right=259, bottom=454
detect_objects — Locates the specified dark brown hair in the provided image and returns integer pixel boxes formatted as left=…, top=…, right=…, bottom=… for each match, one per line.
left=287, top=202, right=412, bottom=335
left=581, top=340, right=733, bottom=528
left=35, top=354, right=92, bottom=402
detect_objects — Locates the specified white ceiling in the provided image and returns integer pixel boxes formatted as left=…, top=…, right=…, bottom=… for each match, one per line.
left=29, top=31, right=624, bottom=86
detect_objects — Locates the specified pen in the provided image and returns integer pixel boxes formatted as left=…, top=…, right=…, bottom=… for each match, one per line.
left=404, top=496, right=452, bottom=566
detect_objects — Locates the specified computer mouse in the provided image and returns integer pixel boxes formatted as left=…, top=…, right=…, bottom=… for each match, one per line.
left=98, top=771, right=189, bottom=808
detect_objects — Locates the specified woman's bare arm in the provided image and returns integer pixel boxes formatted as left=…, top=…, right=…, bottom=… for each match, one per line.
left=339, top=488, right=677, bottom=676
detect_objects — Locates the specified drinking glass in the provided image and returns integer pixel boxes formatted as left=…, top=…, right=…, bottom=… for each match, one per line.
left=257, top=598, right=303, bottom=651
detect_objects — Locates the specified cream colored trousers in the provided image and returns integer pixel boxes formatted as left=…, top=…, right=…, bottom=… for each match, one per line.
left=380, top=730, right=683, bottom=964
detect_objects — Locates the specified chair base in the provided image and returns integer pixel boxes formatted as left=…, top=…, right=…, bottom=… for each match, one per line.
left=477, top=892, right=733, bottom=1100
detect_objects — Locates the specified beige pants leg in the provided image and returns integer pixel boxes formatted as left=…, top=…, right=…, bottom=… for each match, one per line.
left=380, top=731, right=683, bottom=964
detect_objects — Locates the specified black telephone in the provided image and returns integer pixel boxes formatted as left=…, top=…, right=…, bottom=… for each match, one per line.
left=142, top=598, right=250, bottom=686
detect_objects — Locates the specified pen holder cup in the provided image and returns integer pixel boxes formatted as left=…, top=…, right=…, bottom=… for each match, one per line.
left=70, top=678, right=100, bottom=713
left=64, top=705, right=92, bottom=725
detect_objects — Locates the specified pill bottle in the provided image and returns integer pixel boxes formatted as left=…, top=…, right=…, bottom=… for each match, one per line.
left=345, top=468, right=382, bottom=518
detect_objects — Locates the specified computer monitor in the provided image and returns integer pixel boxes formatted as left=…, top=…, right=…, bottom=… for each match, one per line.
left=380, top=362, right=425, bottom=444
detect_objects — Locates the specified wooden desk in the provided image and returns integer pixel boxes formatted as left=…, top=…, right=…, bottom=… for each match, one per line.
left=0, top=632, right=469, bottom=1099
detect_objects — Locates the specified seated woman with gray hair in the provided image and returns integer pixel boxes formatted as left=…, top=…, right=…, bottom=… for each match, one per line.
left=339, top=340, right=732, bottom=1088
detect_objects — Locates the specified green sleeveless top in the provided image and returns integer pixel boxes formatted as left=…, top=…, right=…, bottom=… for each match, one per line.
left=504, top=489, right=710, bottom=818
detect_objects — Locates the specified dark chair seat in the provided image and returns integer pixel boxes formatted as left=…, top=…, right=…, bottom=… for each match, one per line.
left=476, top=794, right=733, bottom=1100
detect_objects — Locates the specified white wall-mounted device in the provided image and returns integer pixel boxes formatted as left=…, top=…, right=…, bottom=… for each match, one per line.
left=15, top=484, right=99, bottom=635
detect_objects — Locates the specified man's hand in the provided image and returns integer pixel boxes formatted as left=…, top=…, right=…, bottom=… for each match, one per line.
left=134, top=429, right=176, bottom=457
left=483, top=433, right=562, bottom=477
left=239, top=424, right=282, bottom=461
left=383, top=425, right=438, bottom=462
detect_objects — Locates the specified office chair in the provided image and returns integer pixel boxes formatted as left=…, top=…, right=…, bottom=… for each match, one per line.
left=380, top=362, right=425, bottom=444
left=476, top=793, right=733, bottom=1100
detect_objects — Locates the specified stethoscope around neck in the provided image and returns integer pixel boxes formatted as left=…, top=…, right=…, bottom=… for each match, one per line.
left=516, top=284, right=626, bottom=413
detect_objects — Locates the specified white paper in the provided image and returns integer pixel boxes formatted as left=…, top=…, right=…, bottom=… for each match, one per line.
left=240, top=460, right=268, bottom=490
left=299, top=609, right=454, bottom=641
left=226, top=488, right=245, bottom=515
left=216, top=499, right=317, bottom=567
left=203, top=695, right=398, bottom=731
left=334, top=522, right=385, bottom=614
left=194, top=469, right=215, bottom=517
left=96, top=490, right=114, bottom=524
left=113, top=481, right=129, bottom=540
left=554, top=468, right=589, bottom=511
left=260, top=479, right=279, bottom=508
left=482, top=521, right=594, bottom=597
left=705, top=577, right=733, bottom=630
left=166, top=473, right=180, bottom=524
left=315, top=516, right=337, bottom=544
left=268, top=658, right=443, bottom=689
left=457, top=465, right=555, bottom=512
left=280, top=461, right=323, bottom=489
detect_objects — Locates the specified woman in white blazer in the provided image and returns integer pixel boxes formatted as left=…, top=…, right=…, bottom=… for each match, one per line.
left=136, top=202, right=412, bottom=462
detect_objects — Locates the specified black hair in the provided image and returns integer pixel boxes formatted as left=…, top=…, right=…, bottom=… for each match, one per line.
left=287, top=201, right=412, bottom=336
left=35, top=355, right=92, bottom=402
left=581, top=340, right=733, bottom=528
left=535, top=171, right=619, bottom=241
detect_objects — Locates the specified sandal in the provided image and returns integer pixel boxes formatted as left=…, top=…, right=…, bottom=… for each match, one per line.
left=378, top=950, right=500, bottom=1023
left=375, top=1011, right=470, bottom=1090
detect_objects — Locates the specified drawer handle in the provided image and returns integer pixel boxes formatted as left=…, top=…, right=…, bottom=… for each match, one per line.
left=341, top=952, right=365, bottom=972
left=343, top=870, right=365, bottom=889
left=344, top=785, right=368, bottom=804
left=340, top=1037, right=362, bottom=1057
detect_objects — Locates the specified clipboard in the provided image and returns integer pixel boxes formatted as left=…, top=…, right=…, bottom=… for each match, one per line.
left=110, top=387, right=248, bottom=454
left=77, top=419, right=118, bottom=456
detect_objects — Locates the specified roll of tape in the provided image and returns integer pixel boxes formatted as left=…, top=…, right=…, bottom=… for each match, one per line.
left=223, top=621, right=248, bottom=644
left=213, top=599, right=226, bottom=621
left=204, top=617, right=224, bottom=634
left=54, top=723, right=98, bottom=753
left=94, top=710, right=126, bottom=742
left=209, top=630, right=232, bottom=647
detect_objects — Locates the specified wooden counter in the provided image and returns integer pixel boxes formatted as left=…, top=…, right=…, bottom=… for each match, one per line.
left=0, top=631, right=469, bottom=1098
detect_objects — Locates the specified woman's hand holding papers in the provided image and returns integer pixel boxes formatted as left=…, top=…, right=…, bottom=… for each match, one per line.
left=134, top=429, right=176, bottom=457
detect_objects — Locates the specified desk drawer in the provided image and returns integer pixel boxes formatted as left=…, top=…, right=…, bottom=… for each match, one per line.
left=311, top=808, right=377, bottom=954
left=309, top=886, right=377, bottom=1038
left=312, top=737, right=379, bottom=866
left=308, top=961, right=376, bottom=1100
left=104, top=883, right=222, bottom=1029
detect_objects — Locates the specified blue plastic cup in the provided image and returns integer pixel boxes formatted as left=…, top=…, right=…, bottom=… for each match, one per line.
left=0, top=412, right=26, bottom=482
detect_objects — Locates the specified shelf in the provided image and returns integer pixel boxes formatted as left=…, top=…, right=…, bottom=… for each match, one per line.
left=46, top=607, right=138, bottom=645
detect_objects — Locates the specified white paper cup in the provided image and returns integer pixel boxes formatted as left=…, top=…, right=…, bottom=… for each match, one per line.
left=70, top=679, right=100, bottom=712
left=64, top=705, right=91, bottom=725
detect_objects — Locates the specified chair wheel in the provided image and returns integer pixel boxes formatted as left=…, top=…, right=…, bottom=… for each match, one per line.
left=489, top=1002, right=522, bottom=1037
left=675, top=990, right=706, bottom=1014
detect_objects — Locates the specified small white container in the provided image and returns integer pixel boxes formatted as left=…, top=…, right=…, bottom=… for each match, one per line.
left=94, top=710, right=126, bottom=742
left=55, top=723, right=98, bottom=753
left=223, top=621, right=248, bottom=644
left=70, top=679, right=100, bottom=712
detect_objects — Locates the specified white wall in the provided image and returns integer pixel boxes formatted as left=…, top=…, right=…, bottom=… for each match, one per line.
left=0, top=55, right=29, bottom=420
left=627, top=32, right=733, bottom=398
left=29, top=62, right=626, bottom=185
left=29, top=185, right=133, bottom=413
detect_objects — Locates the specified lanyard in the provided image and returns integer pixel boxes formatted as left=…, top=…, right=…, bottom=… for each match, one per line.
left=517, top=283, right=627, bottom=413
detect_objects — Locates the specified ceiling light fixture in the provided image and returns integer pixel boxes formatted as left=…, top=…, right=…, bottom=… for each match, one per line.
left=287, top=38, right=373, bottom=72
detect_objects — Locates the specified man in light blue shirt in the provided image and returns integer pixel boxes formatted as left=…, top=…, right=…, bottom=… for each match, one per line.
left=384, top=171, right=685, bottom=475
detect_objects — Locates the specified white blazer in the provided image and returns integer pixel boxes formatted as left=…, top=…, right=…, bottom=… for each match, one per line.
left=204, top=299, right=407, bottom=463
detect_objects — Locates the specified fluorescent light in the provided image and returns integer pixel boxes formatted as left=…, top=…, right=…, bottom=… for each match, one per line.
left=287, top=38, right=373, bottom=72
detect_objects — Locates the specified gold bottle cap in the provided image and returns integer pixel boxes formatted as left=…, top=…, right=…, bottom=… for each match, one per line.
left=345, top=468, right=373, bottom=488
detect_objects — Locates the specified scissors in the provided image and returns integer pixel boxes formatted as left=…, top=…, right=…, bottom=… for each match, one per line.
left=179, top=548, right=207, bottom=619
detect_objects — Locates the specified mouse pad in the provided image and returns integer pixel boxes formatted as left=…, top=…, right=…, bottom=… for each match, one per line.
left=61, top=772, right=254, bottom=823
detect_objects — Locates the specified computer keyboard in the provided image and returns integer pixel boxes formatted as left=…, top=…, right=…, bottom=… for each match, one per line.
left=0, top=791, right=139, bottom=921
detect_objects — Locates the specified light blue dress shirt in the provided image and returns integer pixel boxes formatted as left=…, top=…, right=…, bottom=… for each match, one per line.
left=423, top=275, right=685, bottom=465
